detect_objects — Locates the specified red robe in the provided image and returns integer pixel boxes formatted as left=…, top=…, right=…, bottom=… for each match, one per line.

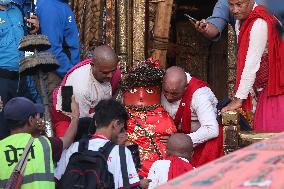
left=236, top=5, right=284, bottom=112
left=127, top=106, right=177, bottom=178
left=174, top=77, right=224, bottom=167
left=166, top=156, right=194, bottom=181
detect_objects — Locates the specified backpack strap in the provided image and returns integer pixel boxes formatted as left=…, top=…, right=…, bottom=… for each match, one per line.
left=119, top=146, right=130, bottom=189
left=99, top=141, right=116, bottom=159
left=78, top=137, right=89, bottom=152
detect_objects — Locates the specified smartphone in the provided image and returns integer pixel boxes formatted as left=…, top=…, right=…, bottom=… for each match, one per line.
left=184, top=14, right=198, bottom=23
left=127, top=144, right=141, bottom=171
left=61, top=86, right=73, bottom=112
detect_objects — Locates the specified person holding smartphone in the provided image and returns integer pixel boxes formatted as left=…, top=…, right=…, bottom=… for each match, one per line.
left=221, top=0, right=284, bottom=132
left=194, top=0, right=265, bottom=40
left=51, top=45, right=119, bottom=137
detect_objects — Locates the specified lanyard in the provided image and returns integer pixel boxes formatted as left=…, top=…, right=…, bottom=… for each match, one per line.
left=92, top=133, right=108, bottom=140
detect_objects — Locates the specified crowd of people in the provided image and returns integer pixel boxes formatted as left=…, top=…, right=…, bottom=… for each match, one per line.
left=0, top=0, right=283, bottom=188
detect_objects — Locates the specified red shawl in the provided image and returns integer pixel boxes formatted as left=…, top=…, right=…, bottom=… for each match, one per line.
left=236, top=5, right=284, bottom=112
left=166, top=156, right=193, bottom=180
left=174, top=77, right=224, bottom=167
left=174, top=77, right=207, bottom=133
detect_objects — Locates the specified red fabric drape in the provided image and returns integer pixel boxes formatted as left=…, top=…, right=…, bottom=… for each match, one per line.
left=236, top=5, right=284, bottom=112
left=174, top=77, right=207, bottom=134
left=166, top=156, right=193, bottom=180
left=174, top=77, right=224, bottom=167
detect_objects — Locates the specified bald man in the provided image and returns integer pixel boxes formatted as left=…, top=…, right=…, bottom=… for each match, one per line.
left=161, top=66, right=223, bottom=167
left=51, top=45, right=119, bottom=137
left=148, top=133, right=194, bottom=189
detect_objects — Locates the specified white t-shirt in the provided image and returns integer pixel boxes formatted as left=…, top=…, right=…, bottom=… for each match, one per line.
left=54, top=138, right=140, bottom=189
left=56, top=63, right=112, bottom=118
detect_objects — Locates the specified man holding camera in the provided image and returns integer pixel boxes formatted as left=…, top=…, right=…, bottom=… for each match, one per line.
left=51, top=45, right=118, bottom=137
left=0, top=0, right=39, bottom=139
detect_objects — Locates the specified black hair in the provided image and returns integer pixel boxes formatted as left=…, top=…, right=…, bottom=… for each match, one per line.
left=6, top=113, right=37, bottom=131
left=120, top=60, right=164, bottom=91
left=93, top=99, right=128, bottom=129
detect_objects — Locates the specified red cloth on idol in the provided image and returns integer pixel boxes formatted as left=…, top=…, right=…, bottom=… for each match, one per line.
left=174, top=77, right=224, bottom=167
left=166, top=156, right=194, bottom=180
left=127, top=106, right=177, bottom=178
left=236, top=5, right=284, bottom=112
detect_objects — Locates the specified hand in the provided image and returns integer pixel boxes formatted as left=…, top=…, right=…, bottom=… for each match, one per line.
left=25, top=15, right=40, bottom=34
left=117, top=132, right=128, bottom=145
left=139, top=179, right=152, bottom=189
left=194, top=19, right=220, bottom=39
left=160, top=135, right=170, bottom=144
left=221, top=98, right=243, bottom=113
left=194, top=19, right=208, bottom=33
left=70, top=95, right=80, bottom=119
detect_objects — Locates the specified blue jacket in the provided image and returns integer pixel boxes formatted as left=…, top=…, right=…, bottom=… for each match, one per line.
left=207, top=0, right=265, bottom=40
left=36, top=0, right=80, bottom=77
left=0, top=4, right=24, bottom=71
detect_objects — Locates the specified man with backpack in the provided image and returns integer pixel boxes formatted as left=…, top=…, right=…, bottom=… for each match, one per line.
left=55, top=99, right=151, bottom=189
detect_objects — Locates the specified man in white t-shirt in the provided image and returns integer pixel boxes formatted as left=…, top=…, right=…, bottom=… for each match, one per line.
left=51, top=45, right=118, bottom=137
left=54, top=99, right=151, bottom=189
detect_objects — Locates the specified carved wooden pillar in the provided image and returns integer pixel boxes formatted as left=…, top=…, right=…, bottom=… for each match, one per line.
left=116, top=0, right=129, bottom=73
left=151, top=0, right=173, bottom=68
left=106, top=0, right=116, bottom=49
left=132, top=0, right=146, bottom=64
left=227, top=25, right=237, bottom=99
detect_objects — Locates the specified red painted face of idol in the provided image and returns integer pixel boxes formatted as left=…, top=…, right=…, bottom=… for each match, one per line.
left=123, top=86, right=161, bottom=106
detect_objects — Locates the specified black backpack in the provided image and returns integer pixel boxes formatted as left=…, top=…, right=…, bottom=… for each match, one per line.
left=58, top=138, right=116, bottom=189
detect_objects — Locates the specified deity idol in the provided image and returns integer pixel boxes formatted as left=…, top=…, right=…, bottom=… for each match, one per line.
left=120, top=58, right=177, bottom=177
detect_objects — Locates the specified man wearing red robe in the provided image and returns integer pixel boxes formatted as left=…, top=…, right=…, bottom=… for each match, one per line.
left=121, top=59, right=177, bottom=178
left=162, top=66, right=223, bottom=167
left=221, top=0, right=284, bottom=132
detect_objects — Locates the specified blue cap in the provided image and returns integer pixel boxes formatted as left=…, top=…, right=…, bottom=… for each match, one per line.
left=4, top=97, right=45, bottom=121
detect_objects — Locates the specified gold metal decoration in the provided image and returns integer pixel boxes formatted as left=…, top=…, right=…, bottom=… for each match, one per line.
left=227, top=25, right=237, bottom=99
left=116, top=0, right=128, bottom=73
left=239, top=132, right=277, bottom=147
left=133, top=0, right=146, bottom=64
left=106, top=0, right=116, bottom=49
left=222, top=111, right=240, bottom=154
left=222, top=111, right=239, bottom=126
